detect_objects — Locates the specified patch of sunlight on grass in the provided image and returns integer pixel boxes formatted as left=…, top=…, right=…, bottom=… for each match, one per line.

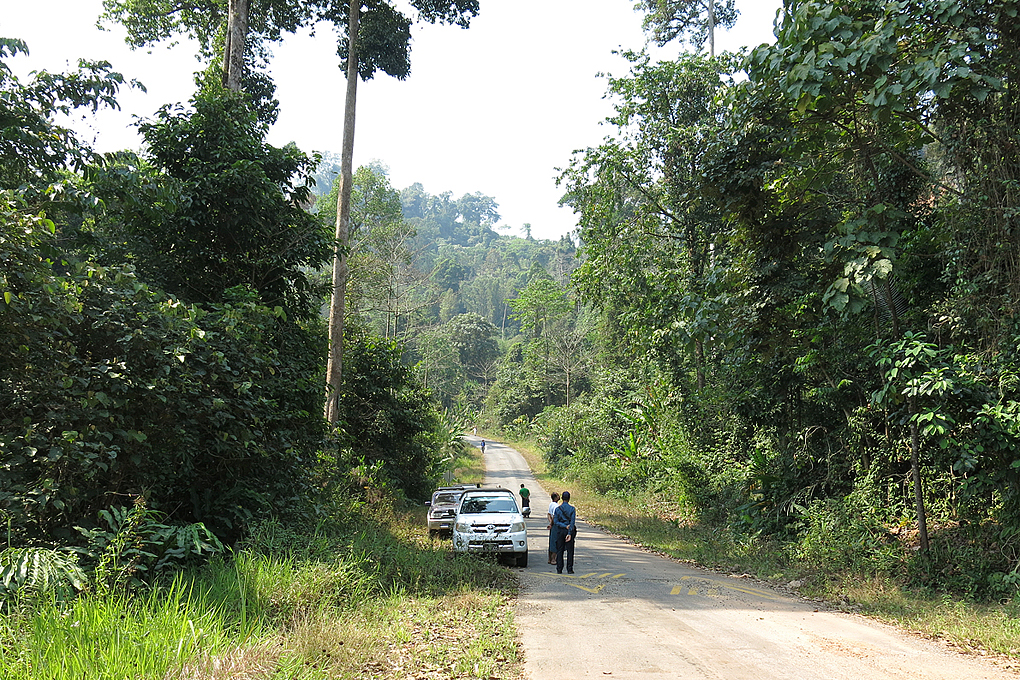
left=0, top=576, right=267, bottom=680
left=451, top=442, right=486, bottom=486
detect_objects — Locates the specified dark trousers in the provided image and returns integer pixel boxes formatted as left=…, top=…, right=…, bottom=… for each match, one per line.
left=555, top=526, right=576, bottom=572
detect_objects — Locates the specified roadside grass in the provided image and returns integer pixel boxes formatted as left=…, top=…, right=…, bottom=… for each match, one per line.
left=508, top=437, right=1020, bottom=661
left=0, top=497, right=522, bottom=680
left=840, top=578, right=1020, bottom=659
left=449, top=438, right=486, bottom=486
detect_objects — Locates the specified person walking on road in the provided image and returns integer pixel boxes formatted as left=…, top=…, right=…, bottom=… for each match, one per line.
left=552, top=491, right=577, bottom=574
left=546, top=492, right=560, bottom=564
left=480, top=440, right=486, bottom=453
left=519, top=483, right=531, bottom=512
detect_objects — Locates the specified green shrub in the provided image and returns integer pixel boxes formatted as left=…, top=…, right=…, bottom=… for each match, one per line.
left=1, top=201, right=326, bottom=546
left=76, top=500, right=225, bottom=591
left=0, top=548, right=86, bottom=604
left=795, top=495, right=904, bottom=575
left=329, top=327, right=443, bottom=502
left=908, top=522, right=1019, bottom=600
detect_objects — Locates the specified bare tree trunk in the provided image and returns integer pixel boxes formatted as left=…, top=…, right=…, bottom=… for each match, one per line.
left=223, top=0, right=249, bottom=90
left=565, top=366, right=571, bottom=408
left=325, top=0, right=360, bottom=424
left=707, top=0, right=715, bottom=58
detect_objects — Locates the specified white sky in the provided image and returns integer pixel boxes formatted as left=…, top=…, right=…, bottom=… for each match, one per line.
left=1, top=0, right=781, bottom=240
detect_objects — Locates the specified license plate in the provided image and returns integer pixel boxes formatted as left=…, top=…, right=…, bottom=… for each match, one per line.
left=483, top=543, right=497, bottom=552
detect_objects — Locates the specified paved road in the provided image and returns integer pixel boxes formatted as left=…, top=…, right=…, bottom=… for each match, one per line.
left=465, top=435, right=1018, bottom=680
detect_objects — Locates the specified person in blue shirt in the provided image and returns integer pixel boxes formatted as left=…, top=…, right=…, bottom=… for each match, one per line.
left=546, top=492, right=560, bottom=564
left=552, top=491, right=577, bottom=574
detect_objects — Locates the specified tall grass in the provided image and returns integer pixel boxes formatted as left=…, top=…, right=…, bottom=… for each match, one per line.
left=449, top=437, right=486, bottom=485
left=0, top=496, right=521, bottom=679
left=0, top=575, right=267, bottom=680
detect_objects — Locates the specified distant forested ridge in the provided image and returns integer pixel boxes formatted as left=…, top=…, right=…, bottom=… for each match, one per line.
left=310, top=158, right=579, bottom=410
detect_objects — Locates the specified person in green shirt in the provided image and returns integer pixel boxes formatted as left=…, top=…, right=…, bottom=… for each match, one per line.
left=519, top=483, right=531, bottom=513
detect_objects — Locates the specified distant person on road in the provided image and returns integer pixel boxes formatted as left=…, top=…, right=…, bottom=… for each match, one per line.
left=546, top=492, right=560, bottom=564
left=552, top=491, right=577, bottom=574
left=480, top=440, right=486, bottom=453
left=519, top=483, right=531, bottom=510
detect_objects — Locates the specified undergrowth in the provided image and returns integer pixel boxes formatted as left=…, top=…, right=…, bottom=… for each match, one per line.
left=0, top=495, right=521, bottom=680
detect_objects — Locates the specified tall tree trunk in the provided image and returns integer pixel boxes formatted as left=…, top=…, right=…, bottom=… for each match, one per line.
left=325, top=0, right=360, bottom=424
left=565, top=365, right=571, bottom=408
left=707, top=0, right=716, bottom=58
left=222, top=0, right=249, bottom=91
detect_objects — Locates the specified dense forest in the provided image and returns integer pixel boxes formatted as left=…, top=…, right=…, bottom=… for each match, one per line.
left=3, top=0, right=1020, bottom=609
left=543, top=0, right=1020, bottom=600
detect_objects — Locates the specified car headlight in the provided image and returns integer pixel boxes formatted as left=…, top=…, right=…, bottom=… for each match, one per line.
left=454, top=522, right=471, bottom=533
left=510, top=521, right=526, bottom=533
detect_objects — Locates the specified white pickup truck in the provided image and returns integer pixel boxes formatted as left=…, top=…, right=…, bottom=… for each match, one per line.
left=451, top=486, right=528, bottom=567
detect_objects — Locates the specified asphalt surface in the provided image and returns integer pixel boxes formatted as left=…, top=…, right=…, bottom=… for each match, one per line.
left=465, top=435, right=1019, bottom=680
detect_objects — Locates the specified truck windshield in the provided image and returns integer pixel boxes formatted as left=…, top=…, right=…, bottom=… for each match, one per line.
left=460, top=496, right=518, bottom=514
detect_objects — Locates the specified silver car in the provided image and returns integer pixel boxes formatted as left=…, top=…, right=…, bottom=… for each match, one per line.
left=426, top=486, right=474, bottom=536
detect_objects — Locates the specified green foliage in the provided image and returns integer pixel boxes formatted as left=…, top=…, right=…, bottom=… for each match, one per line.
left=77, top=500, right=225, bottom=592
left=747, top=0, right=1010, bottom=122
left=1, top=197, right=326, bottom=545
left=316, top=164, right=433, bottom=341
left=795, top=495, right=904, bottom=574
left=535, top=383, right=631, bottom=467
left=93, top=84, right=330, bottom=318
left=909, top=523, right=1020, bottom=600
left=329, top=327, right=442, bottom=501
left=483, top=343, right=548, bottom=427
left=636, top=0, right=739, bottom=52
left=0, top=548, right=86, bottom=603
left=321, top=0, right=481, bottom=82
left=561, top=51, right=740, bottom=392
left=540, top=0, right=1020, bottom=604
left=0, top=38, right=132, bottom=195
left=446, top=312, right=498, bottom=378
left=400, top=183, right=502, bottom=250
left=508, top=270, right=570, bottom=339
